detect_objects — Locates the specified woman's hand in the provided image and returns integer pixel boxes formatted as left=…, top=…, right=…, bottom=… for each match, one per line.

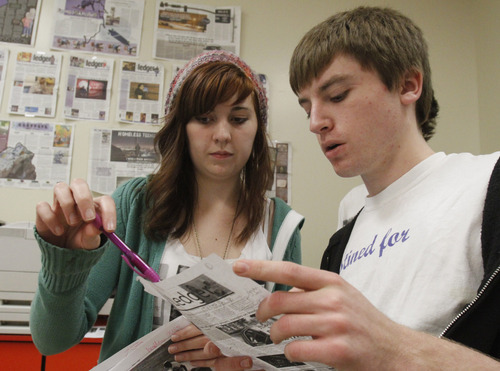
left=168, top=324, right=222, bottom=368
left=35, top=178, right=116, bottom=250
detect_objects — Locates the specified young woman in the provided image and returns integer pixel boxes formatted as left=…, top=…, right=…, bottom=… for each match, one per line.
left=30, top=50, right=304, bottom=366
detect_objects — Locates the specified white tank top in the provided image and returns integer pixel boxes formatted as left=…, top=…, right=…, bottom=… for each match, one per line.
left=153, top=228, right=272, bottom=328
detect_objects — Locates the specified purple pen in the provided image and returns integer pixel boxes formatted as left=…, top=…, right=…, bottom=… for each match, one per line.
left=92, top=213, right=160, bottom=283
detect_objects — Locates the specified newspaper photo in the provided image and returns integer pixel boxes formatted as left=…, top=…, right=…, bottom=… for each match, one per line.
left=139, top=255, right=334, bottom=371
left=64, top=55, right=114, bottom=121
left=0, top=0, right=41, bottom=45
left=51, top=0, right=144, bottom=57
left=91, top=316, right=193, bottom=371
left=117, top=60, right=164, bottom=125
left=0, top=120, right=74, bottom=189
left=88, top=128, right=159, bottom=194
left=153, top=1, right=241, bottom=61
left=0, top=48, right=9, bottom=104
left=8, top=51, right=62, bottom=118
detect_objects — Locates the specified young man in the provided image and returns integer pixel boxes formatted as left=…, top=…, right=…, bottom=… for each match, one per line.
left=178, top=6, right=500, bottom=370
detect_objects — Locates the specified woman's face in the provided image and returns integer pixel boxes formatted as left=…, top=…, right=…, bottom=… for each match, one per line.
left=186, top=94, right=258, bottom=183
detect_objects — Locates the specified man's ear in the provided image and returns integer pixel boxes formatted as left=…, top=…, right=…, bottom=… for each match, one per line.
left=400, top=69, right=423, bottom=106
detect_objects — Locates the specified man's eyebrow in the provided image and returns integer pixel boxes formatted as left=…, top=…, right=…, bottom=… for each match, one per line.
left=319, top=75, right=351, bottom=92
left=298, top=75, right=352, bottom=106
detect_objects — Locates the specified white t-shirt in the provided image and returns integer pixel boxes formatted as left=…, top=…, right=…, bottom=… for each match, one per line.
left=340, top=152, right=499, bottom=336
left=153, top=227, right=272, bottom=327
left=337, top=183, right=368, bottom=229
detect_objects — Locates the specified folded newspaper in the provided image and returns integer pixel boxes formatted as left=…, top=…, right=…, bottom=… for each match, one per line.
left=93, top=254, right=334, bottom=370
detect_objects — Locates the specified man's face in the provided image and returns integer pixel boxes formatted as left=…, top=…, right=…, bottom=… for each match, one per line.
left=297, top=54, right=408, bottom=184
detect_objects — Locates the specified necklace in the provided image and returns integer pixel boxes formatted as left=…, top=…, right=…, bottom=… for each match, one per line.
left=192, top=197, right=240, bottom=259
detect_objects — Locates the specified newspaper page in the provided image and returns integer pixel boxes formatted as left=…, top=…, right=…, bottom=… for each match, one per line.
left=0, top=120, right=74, bottom=189
left=267, top=142, right=292, bottom=204
left=7, top=51, right=62, bottom=118
left=117, top=60, right=164, bottom=125
left=51, top=0, right=144, bottom=57
left=0, top=0, right=41, bottom=46
left=0, top=48, right=8, bottom=104
left=141, top=254, right=334, bottom=371
left=91, top=316, right=192, bottom=371
left=154, top=1, right=241, bottom=61
left=88, top=128, right=159, bottom=194
left=64, top=55, right=114, bottom=121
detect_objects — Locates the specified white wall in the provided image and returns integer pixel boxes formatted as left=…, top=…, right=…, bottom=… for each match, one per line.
left=1, top=0, right=497, bottom=269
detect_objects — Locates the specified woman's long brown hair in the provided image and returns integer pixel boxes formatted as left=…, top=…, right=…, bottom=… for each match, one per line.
left=144, top=62, right=273, bottom=244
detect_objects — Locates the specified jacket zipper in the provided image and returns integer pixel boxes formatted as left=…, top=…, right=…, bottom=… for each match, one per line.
left=440, top=264, right=500, bottom=337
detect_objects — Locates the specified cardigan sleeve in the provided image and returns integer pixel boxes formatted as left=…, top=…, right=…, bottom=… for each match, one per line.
left=29, top=230, right=107, bottom=355
left=29, top=178, right=145, bottom=356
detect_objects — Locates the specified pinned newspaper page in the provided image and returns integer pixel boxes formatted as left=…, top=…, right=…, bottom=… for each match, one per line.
left=267, top=141, right=292, bottom=204
left=8, top=51, right=62, bottom=118
left=0, top=0, right=41, bottom=46
left=64, top=56, right=114, bottom=121
left=141, top=254, right=334, bottom=371
left=0, top=48, right=9, bottom=104
left=88, top=128, right=159, bottom=195
left=91, top=316, right=192, bottom=371
left=51, top=0, right=144, bottom=57
left=0, top=121, right=74, bottom=189
left=117, top=60, right=164, bottom=125
left=153, top=1, right=241, bottom=61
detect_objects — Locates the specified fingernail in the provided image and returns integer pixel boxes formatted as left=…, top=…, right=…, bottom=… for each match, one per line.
left=85, top=209, right=95, bottom=221
left=55, top=226, right=64, bottom=235
left=207, top=342, right=220, bottom=355
left=170, top=334, right=179, bottom=342
left=168, top=344, right=177, bottom=353
left=174, top=353, right=185, bottom=361
left=69, top=213, right=79, bottom=225
left=233, top=261, right=249, bottom=274
left=240, top=358, right=251, bottom=368
left=106, top=221, right=114, bottom=231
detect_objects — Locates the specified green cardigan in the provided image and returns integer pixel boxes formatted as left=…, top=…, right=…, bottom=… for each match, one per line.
left=30, top=177, right=303, bottom=362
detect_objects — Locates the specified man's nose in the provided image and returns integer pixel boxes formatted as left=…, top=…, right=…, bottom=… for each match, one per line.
left=309, top=102, right=333, bottom=134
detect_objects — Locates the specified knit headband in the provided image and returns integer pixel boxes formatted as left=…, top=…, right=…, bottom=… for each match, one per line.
left=164, top=50, right=268, bottom=125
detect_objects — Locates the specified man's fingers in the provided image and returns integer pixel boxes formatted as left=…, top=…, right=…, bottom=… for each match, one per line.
left=268, top=313, right=338, bottom=344
left=284, top=338, right=340, bottom=366
left=233, top=260, right=340, bottom=291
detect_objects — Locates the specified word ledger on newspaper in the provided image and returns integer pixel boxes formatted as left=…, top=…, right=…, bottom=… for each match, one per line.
left=140, top=254, right=333, bottom=371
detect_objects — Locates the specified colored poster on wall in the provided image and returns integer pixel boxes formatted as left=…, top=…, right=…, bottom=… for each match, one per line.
left=0, top=48, right=8, bottom=104
left=153, top=1, right=241, bottom=61
left=267, top=141, right=292, bottom=204
left=0, top=0, right=41, bottom=45
left=51, top=0, right=144, bottom=57
left=88, top=128, right=159, bottom=194
left=64, top=55, right=114, bottom=121
left=0, top=121, right=74, bottom=189
left=117, top=60, right=164, bottom=125
left=8, top=51, right=62, bottom=118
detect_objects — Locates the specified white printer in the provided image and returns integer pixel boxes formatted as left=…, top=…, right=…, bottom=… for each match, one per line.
left=0, top=222, right=111, bottom=336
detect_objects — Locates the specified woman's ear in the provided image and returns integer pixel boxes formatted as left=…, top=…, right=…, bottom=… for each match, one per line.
left=400, top=69, right=423, bottom=106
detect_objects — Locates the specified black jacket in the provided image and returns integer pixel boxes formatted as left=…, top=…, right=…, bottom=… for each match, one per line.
left=321, top=157, right=500, bottom=359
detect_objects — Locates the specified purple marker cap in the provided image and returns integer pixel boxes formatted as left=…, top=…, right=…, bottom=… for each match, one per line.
left=93, top=213, right=160, bottom=283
